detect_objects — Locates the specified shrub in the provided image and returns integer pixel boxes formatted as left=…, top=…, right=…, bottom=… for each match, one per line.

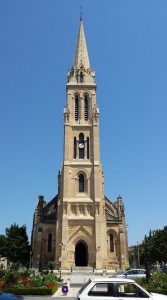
left=0, top=269, right=6, bottom=279
left=42, top=270, right=49, bottom=275
left=28, top=274, right=43, bottom=287
left=1, top=286, right=58, bottom=295
left=47, top=261, right=55, bottom=270
left=42, top=273, right=58, bottom=287
left=0, top=268, right=59, bottom=294
left=136, top=271, right=167, bottom=294
left=2, top=271, right=18, bottom=288
left=150, top=271, right=167, bottom=289
left=19, top=268, right=33, bottom=278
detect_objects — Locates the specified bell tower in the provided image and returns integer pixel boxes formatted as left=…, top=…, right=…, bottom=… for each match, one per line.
left=31, top=17, right=129, bottom=272
left=56, top=17, right=108, bottom=269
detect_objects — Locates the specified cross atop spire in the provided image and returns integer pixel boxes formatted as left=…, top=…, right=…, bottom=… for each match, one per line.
left=80, top=6, right=82, bottom=21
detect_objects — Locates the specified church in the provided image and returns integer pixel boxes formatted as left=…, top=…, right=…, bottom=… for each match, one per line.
left=31, top=17, right=129, bottom=272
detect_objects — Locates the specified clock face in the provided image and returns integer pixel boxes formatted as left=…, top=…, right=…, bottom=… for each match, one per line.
left=79, top=143, right=84, bottom=149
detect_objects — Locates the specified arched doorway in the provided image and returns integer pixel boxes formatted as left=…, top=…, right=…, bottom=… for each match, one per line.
left=75, top=241, right=88, bottom=266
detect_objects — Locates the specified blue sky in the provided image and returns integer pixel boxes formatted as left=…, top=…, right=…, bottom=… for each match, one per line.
left=0, top=0, right=167, bottom=247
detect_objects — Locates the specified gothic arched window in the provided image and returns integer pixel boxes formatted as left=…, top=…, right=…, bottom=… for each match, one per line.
left=84, top=95, right=88, bottom=121
left=79, top=133, right=84, bottom=159
left=110, top=233, right=114, bottom=252
left=48, top=233, right=52, bottom=252
left=80, top=71, right=83, bottom=82
left=79, top=174, right=84, bottom=192
left=87, top=137, right=89, bottom=159
left=75, top=95, right=79, bottom=121
left=74, top=137, right=77, bottom=159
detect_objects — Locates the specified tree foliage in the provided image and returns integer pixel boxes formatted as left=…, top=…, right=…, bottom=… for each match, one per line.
left=139, top=226, right=167, bottom=280
left=0, top=224, right=30, bottom=267
left=140, top=226, right=167, bottom=266
left=0, top=235, right=7, bottom=256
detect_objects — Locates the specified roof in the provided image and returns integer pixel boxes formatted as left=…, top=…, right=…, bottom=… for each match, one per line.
left=90, top=277, right=136, bottom=283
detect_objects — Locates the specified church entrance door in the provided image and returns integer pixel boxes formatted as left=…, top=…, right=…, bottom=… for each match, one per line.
left=75, top=241, right=88, bottom=266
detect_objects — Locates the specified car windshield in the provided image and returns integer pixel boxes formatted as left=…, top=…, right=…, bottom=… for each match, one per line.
left=78, top=279, right=92, bottom=295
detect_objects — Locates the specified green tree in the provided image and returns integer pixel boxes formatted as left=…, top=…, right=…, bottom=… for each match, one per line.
left=0, top=234, right=7, bottom=257
left=3, top=224, right=30, bottom=267
left=153, top=227, right=167, bottom=263
left=140, top=233, right=154, bottom=281
left=47, top=261, right=55, bottom=270
left=140, top=226, right=167, bottom=281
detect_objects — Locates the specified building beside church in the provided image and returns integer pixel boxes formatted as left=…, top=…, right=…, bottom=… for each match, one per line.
left=31, top=18, right=129, bottom=271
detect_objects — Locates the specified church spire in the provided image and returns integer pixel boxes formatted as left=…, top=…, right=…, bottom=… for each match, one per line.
left=67, top=17, right=95, bottom=85
left=73, top=17, right=90, bottom=71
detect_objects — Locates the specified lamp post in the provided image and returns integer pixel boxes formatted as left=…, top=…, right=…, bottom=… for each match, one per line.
left=29, top=251, right=32, bottom=269
left=37, top=254, right=40, bottom=273
left=137, top=241, right=140, bottom=268
left=59, top=257, right=62, bottom=279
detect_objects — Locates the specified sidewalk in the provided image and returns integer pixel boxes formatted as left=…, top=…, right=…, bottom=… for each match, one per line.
left=52, top=287, right=79, bottom=298
left=52, top=274, right=93, bottom=298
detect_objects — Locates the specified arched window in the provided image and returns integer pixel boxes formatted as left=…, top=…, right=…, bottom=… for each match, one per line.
left=48, top=233, right=52, bottom=252
left=75, top=95, right=79, bottom=121
left=87, top=137, right=89, bottom=159
left=84, top=95, right=88, bottom=121
left=74, top=137, right=77, bottom=159
left=79, top=133, right=84, bottom=159
left=79, top=174, right=84, bottom=192
left=80, top=71, right=83, bottom=82
left=110, top=233, right=114, bottom=252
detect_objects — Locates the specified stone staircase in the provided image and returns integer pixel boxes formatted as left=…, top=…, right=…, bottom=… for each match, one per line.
left=71, top=266, right=94, bottom=274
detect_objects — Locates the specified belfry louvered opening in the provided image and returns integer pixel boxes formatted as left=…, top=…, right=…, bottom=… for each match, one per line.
left=75, top=94, right=79, bottom=121
left=84, top=95, right=88, bottom=120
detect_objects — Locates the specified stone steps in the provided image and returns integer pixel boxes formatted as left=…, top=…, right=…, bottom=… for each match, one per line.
left=71, top=266, right=94, bottom=274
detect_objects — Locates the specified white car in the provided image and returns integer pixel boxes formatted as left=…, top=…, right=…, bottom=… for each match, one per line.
left=76, top=277, right=167, bottom=300
left=113, top=268, right=146, bottom=279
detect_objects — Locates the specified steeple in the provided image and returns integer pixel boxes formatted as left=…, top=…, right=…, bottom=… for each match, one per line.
left=67, top=17, right=95, bottom=85
left=31, top=15, right=129, bottom=273
left=73, top=16, right=90, bottom=71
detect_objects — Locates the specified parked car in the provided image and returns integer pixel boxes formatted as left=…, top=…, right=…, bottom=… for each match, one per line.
left=160, top=265, right=167, bottom=273
left=76, top=277, right=167, bottom=299
left=112, top=268, right=146, bottom=279
left=0, top=292, right=23, bottom=300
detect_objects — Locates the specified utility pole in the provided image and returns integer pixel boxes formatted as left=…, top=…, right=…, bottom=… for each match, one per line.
left=137, top=241, right=140, bottom=268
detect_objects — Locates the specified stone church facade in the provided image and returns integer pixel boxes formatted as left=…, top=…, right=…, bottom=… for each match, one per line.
left=31, top=18, right=129, bottom=271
